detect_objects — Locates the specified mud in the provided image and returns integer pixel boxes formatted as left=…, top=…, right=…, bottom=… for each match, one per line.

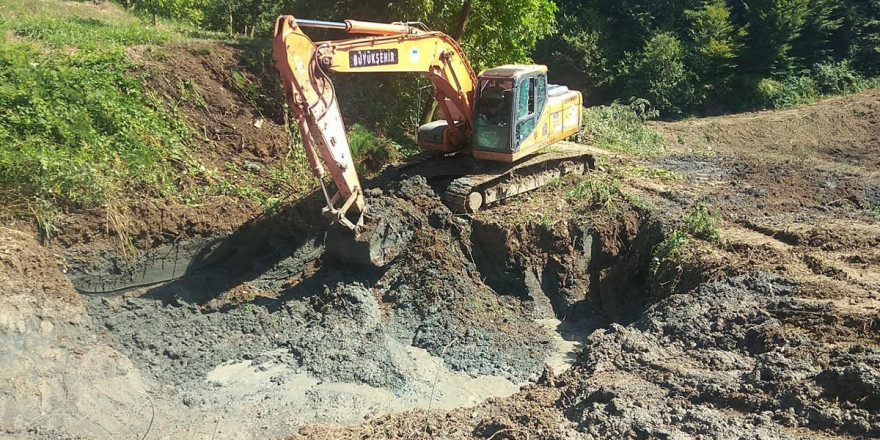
left=21, top=176, right=602, bottom=438
left=293, top=273, right=880, bottom=440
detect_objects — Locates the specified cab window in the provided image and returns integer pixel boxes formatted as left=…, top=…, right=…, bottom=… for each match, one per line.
left=475, top=78, right=513, bottom=127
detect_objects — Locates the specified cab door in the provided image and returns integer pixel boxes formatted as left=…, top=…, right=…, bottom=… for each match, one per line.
left=513, top=73, right=547, bottom=152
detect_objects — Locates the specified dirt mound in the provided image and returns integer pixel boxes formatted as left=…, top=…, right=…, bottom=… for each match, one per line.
left=0, top=228, right=79, bottom=304
left=654, top=88, right=880, bottom=171
left=652, top=88, right=880, bottom=220
left=296, top=273, right=880, bottom=439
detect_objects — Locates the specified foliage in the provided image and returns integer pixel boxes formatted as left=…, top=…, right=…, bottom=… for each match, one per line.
left=576, top=102, right=666, bottom=155
left=539, top=0, right=879, bottom=117
left=740, top=0, right=811, bottom=74
left=0, top=41, right=193, bottom=226
left=618, top=32, right=696, bottom=116
left=812, top=60, right=861, bottom=94
left=685, top=0, right=746, bottom=103
left=567, top=173, right=619, bottom=206
left=0, top=0, right=213, bottom=232
left=650, top=230, right=688, bottom=275
left=682, top=204, right=720, bottom=242
left=755, top=75, right=818, bottom=108
left=347, top=124, right=404, bottom=172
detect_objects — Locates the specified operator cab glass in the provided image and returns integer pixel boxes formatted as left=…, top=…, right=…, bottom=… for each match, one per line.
left=473, top=67, right=548, bottom=154
left=474, top=78, right=513, bottom=152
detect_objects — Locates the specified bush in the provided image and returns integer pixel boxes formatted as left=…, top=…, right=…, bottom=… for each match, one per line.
left=755, top=75, right=818, bottom=108
left=682, top=204, right=720, bottom=242
left=576, top=101, right=666, bottom=155
left=813, top=61, right=862, bottom=95
left=347, top=124, right=401, bottom=172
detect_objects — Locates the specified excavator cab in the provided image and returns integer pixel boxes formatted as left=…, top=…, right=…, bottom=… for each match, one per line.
left=471, top=65, right=581, bottom=163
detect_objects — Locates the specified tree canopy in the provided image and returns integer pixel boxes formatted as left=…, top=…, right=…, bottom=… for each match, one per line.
left=121, top=0, right=878, bottom=121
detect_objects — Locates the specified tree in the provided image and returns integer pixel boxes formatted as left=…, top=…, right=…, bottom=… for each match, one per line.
left=791, top=0, right=844, bottom=67
left=619, top=32, right=695, bottom=116
left=685, top=0, right=746, bottom=102
left=534, top=5, right=610, bottom=104
left=737, top=0, right=811, bottom=75
left=840, top=0, right=880, bottom=75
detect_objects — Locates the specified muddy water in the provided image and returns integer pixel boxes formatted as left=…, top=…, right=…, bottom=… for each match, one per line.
left=173, top=318, right=587, bottom=436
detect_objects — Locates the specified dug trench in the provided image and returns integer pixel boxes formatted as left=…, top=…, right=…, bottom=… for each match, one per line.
left=7, top=164, right=879, bottom=438
left=43, top=173, right=669, bottom=438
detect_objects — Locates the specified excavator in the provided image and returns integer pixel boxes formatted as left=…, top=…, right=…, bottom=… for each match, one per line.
left=272, top=15, right=592, bottom=261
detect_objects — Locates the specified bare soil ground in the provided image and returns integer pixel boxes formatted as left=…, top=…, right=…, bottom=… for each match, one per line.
left=1, top=40, right=878, bottom=439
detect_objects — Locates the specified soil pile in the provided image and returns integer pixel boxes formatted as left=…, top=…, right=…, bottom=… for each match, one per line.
left=295, top=273, right=880, bottom=439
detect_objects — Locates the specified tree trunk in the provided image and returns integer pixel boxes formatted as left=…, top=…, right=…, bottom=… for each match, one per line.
left=151, top=0, right=157, bottom=25
left=452, top=0, right=472, bottom=40
left=420, top=0, right=473, bottom=126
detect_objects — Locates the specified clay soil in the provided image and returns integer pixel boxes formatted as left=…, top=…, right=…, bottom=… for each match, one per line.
left=1, top=41, right=878, bottom=440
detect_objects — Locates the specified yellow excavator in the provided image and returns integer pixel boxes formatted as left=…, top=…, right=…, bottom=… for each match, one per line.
left=272, top=15, right=591, bottom=233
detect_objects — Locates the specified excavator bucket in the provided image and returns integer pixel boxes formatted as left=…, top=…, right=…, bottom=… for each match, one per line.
left=323, top=196, right=418, bottom=267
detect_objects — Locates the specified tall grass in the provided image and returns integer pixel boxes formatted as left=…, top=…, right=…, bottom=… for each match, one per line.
left=575, top=101, right=666, bottom=156
left=0, top=0, right=203, bottom=233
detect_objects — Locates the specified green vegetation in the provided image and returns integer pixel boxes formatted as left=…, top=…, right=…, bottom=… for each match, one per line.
left=576, top=102, right=666, bottom=155
left=682, top=204, right=720, bottom=242
left=650, top=230, right=688, bottom=275
left=650, top=204, right=719, bottom=282
left=567, top=173, right=620, bottom=209
left=539, top=0, right=880, bottom=117
left=347, top=124, right=412, bottom=173
left=0, top=1, right=210, bottom=232
left=626, top=165, right=684, bottom=181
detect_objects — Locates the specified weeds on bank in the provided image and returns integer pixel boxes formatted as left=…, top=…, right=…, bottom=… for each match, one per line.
left=0, top=41, right=197, bottom=231
left=0, top=0, right=302, bottom=237
left=626, top=165, right=684, bottom=181
left=574, top=101, right=666, bottom=156
left=650, top=230, right=687, bottom=275
left=650, top=204, right=720, bottom=280
left=567, top=173, right=621, bottom=213
left=682, top=204, right=720, bottom=242
left=0, top=1, right=208, bottom=235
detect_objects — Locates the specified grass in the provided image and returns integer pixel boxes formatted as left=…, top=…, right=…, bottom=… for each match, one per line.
left=625, top=164, right=684, bottom=181
left=575, top=103, right=667, bottom=156
left=0, top=0, right=236, bottom=236
left=650, top=204, right=720, bottom=285
left=650, top=230, right=687, bottom=276
left=0, top=40, right=197, bottom=231
left=567, top=173, right=621, bottom=209
left=682, top=204, right=720, bottom=242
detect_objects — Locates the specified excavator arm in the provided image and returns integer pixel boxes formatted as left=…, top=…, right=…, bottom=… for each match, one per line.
left=272, top=15, right=477, bottom=231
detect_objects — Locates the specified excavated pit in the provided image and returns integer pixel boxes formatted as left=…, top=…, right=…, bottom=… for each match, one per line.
left=63, top=176, right=665, bottom=436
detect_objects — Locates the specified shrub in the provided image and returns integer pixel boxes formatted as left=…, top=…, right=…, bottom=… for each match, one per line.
left=650, top=230, right=688, bottom=275
left=577, top=101, right=666, bottom=155
left=347, top=124, right=401, bottom=172
left=682, top=204, right=720, bottom=242
left=813, top=61, right=861, bottom=95
left=755, top=75, right=818, bottom=108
